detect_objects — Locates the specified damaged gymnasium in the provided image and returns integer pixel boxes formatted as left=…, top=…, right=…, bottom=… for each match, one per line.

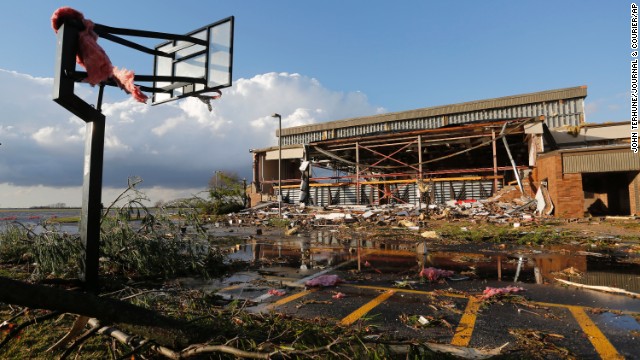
left=249, top=86, right=640, bottom=218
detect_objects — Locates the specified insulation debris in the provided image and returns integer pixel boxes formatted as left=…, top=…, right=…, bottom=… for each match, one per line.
left=267, top=289, right=286, bottom=296
left=481, top=285, right=525, bottom=300
left=305, top=274, right=344, bottom=287
left=419, top=267, right=455, bottom=282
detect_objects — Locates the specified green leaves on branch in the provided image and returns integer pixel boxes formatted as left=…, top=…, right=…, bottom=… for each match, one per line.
left=205, top=171, right=246, bottom=215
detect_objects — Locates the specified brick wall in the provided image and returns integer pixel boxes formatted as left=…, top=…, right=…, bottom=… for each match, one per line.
left=535, top=153, right=584, bottom=218
left=628, top=171, right=640, bottom=215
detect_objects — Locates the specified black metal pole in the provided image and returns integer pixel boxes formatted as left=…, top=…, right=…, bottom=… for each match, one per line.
left=243, top=178, right=247, bottom=208
left=53, top=22, right=107, bottom=293
left=78, top=84, right=106, bottom=292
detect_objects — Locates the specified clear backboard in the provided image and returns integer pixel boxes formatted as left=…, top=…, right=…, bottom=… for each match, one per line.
left=152, top=16, right=234, bottom=105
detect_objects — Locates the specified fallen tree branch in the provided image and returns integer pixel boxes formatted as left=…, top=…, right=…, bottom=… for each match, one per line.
left=47, top=315, right=90, bottom=352
left=0, top=311, right=61, bottom=349
left=158, top=343, right=272, bottom=359
left=0, top=276, right=208, bottom=350
left=0, top=276, right=183, bottom=329
left=87, top=318, right=271, bottom=359
left=59, top=320, right=102, bottom=360
left=555, top=278, right=640, bottom=297
left=86, top=317, right=510, bottom=360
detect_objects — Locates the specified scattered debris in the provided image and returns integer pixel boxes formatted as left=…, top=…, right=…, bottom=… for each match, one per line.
left=481, top=286, right=525, bottom=300
left=421, top=230, right=440, bottom=239
left=508, top=329, right=575, bottom=359
left=386, top=341, right=510, bottom=359
left=419, top=267, right=455, bottom=282
left=364, top=261, right=382, bottom=274
left=399, top=219, right=417, bottom=228
left=393, top=280, right=418, bottom=288
left=267, top=289, right=286, bottom=296
left=295, top=299, right=333, bottom=309
left=305, top=274, right=344, bottom=287
left=332, top=292, right=346, bottom=299
left=552, top=266, right=583, bottom=277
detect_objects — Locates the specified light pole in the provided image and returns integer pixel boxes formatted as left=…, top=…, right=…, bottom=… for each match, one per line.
left=214, top=170, right=221, bottom=189
left=272, top=113, right=282, bottom=216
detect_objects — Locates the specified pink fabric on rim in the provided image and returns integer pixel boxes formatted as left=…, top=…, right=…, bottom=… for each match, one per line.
left=51, top=7, right=148, bottom=103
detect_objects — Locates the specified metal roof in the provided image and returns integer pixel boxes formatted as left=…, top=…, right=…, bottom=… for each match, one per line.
left=561, top=146, right=640, bottom=173
left=279, top=86, right=587, bottom=138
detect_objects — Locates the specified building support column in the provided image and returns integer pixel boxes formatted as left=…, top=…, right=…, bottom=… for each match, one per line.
left=492, top=129, right=498, bottom=194
left=418, top=135, right=423, bottom=208
left=356, top=142, right=360, bottom=205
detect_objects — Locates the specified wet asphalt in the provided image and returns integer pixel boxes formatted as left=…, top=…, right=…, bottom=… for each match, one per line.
left=197, top=223, right=640, bottom=358
left=238, top=270, right=640, bottom=359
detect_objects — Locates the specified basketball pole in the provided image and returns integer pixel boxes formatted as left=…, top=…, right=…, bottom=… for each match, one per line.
left=272, top=113, right=282, bottom=217
left=53, top=22, right=105, bottom=292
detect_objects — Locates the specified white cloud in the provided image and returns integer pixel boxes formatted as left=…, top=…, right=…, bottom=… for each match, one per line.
left=0, top=70, right=382, bottom=207
left=0, top=183, right=204, bottom=209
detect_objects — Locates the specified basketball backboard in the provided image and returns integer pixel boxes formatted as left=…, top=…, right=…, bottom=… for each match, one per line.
left=152, top=16, right=234, bottom=105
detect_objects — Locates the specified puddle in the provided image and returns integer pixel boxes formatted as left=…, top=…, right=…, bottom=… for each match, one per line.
left=225, top=231, right=354, bottom=270
left=597, top=312, right=640, bottom=331
left=214, top=230, right=640, bottom=294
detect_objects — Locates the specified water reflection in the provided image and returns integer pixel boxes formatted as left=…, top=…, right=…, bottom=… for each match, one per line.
left=225, top=230, right=640, bottom=293
left=228, top=231, right=353, bottom=270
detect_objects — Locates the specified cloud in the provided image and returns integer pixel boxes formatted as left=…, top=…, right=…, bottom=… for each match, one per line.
left=0, top=69, right=383, bottom=207
left=584, top=91, right=629, bottom=123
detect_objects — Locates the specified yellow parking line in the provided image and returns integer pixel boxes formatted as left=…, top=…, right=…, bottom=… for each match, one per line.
left=348, top=284, right=467, bottom=298
left=265, top=289, right=315, bottom=310
left=325, top=283, right=623, bottom=355
left=340, top=290, right=395, bottom=326
left=450, top=297, right=481, bottom=346
left=567, top=305, right=623, bottom=360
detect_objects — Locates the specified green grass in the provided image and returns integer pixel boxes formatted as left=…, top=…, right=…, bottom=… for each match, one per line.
left=45, top=216, right=79, bottom=224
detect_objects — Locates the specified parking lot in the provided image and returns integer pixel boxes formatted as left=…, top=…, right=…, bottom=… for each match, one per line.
left=214, top=262, right=639, bottom=359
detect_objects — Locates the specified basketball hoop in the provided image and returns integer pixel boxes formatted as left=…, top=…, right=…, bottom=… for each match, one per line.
left=50, top=6, right=234, bottom=291
left=194, top=90, right=222, bottom=112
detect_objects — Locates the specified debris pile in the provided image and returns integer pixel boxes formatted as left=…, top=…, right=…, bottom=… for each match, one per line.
left=231, top=185, right=544, bottom=232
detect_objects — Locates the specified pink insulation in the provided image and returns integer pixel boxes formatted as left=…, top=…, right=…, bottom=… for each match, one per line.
left=419, top=267, right=455, bottom=282
left=51, top=7, right=148, bottom=103
left=267, top=289, right=286, bottom=296
left=481, top=286, right=525, bottom=300
left=305, top=274, right=343, bottom=287
left=332, top=292, right=346, bottom=299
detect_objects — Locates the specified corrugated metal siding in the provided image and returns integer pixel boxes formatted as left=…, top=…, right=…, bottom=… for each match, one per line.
left=281, top=97, right=585, bottom=146
left=281, top=180, right=499, bottom=206
left=563, top=151, right=640, bottom=173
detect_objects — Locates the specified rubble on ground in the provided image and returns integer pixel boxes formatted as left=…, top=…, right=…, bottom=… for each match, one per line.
left=222, top=185, right=544, bottom=233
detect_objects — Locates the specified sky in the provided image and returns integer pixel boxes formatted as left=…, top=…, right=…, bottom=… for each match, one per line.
left=0, top=1, right=630, bottom=208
